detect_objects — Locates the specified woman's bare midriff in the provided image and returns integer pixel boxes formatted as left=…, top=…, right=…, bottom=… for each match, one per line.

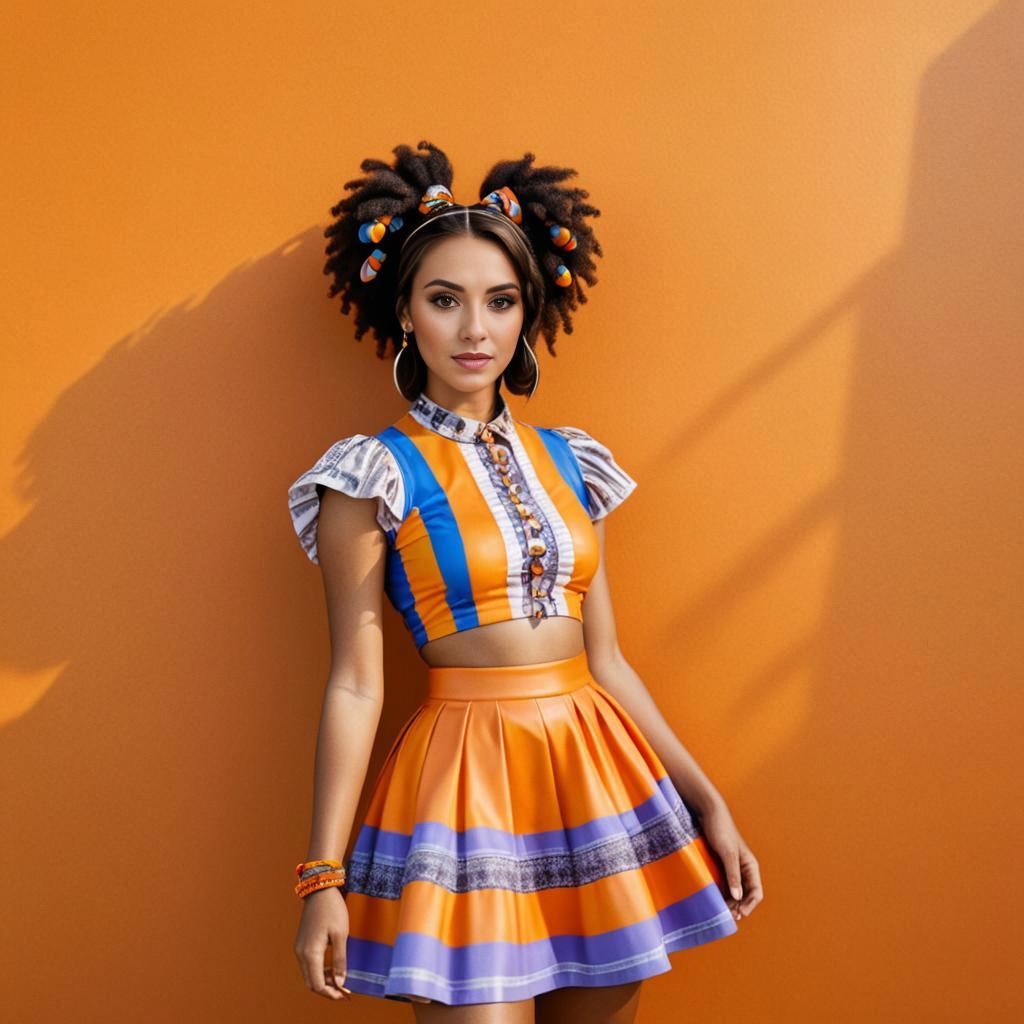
left=418, top=615, right=586, bottom=668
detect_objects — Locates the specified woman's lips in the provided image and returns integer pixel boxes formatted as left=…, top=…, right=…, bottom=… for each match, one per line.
left=452, top=353, right=493, bottom=370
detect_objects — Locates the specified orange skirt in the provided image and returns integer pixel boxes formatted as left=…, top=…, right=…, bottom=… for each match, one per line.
left=341, top=650, right=737, bottom=1005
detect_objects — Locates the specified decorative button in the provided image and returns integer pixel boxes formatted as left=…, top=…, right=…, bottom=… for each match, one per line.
left=477, top=428, right=552, bottom=621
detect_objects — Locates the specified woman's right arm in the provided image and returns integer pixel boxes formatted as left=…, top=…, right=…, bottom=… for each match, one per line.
left=293, top=486, right=388, bottom=1002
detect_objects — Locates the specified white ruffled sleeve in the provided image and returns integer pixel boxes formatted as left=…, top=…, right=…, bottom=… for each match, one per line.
left=550, top=425, right=638, bottom=521
left=287, top=434, right=406, bottom=564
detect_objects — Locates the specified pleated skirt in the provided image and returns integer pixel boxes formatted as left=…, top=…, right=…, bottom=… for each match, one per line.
left=341, top=650, right=738, bottom=1005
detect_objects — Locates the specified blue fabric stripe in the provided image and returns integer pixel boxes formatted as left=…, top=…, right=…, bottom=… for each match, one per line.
left=536, top=426, right=589, bottom=513
left=375, top=427, right=416, bottom=520
left=383, top=547, right=426, bottom=648
left=351, top=775, right=688, bottom=862
left=377, top=427, right=480, bottom=634
left=344, top=883, right=738, bottom=1004
left=375, top=427, right=427, bottom=647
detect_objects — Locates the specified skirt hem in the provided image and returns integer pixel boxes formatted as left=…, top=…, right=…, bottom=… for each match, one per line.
left=344, top=908, right=739, bottom=1006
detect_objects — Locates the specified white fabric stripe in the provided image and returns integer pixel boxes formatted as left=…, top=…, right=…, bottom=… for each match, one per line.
left=458, top=442, right=523, bottom=619
left=377, top=940, right=677, bottom=988
left=505, top=424, right=575, bottom=618
left=345, top=909, right=735, bottom=991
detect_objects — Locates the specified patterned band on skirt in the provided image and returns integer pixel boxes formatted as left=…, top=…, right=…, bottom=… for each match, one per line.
left=340, top=650, right=738, bottom=1005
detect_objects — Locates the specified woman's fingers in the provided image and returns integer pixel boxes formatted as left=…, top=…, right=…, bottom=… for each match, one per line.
left=294, top=943, right=313, bottom=992
left=329, top=930, right=352, bottom=1000
left=737, top=848, right=763, bottom=916
left=296, top=938, right=344, bottom=1000
left=723, top=847, right=744, bottom=906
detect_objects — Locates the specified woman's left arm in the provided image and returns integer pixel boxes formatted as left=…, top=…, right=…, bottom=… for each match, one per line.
left=582, top=519, right=764, bottom=921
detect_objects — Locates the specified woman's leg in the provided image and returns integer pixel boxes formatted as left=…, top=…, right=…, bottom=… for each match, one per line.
left=412, top=996, right=535, bottom=1024
left=534, top=981, right=643, bottom=1024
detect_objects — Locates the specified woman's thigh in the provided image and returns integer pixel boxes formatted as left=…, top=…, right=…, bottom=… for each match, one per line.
left=412, top=996, right=535, bottom=1024
left=534, top=981, right=643, bottom=1024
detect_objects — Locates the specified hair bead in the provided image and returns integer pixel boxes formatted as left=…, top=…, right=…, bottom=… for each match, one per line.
left=548, top=222, right=578, bottom=251
left=360, top=248, right=387, bottom=282
left=358, top=214, right=404, bottom=244
left=554, top=264, right=572, bottom=287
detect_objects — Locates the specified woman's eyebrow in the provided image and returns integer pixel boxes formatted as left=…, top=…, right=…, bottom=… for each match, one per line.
left=423, top=278, right=521, bottom=293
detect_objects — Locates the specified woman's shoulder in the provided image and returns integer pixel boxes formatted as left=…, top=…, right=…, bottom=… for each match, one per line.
left=286, top=432, right=406, bottom=564
left=529, top=421, right=639, bottom=521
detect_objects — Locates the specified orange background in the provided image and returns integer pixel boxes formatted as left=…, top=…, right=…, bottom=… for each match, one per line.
left=2, top=2, right=1020, bottom=1020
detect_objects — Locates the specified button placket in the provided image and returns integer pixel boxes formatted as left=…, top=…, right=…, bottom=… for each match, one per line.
left=477, top=424, right=552, bottom=620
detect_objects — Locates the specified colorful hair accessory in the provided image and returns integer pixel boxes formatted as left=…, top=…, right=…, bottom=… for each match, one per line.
left=358, top=181, right=576, bottom=290
left=358, top=213, right=404, bottom=244
left=546, top=221, right=577, bottom=251
left=479, top=186, right=523, bottom=224
left=360, top=247, right=387, bottom=282
left=419, top=183, right=457, bottom=214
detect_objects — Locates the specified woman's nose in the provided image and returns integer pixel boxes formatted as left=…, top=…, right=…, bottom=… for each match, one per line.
left=461, top=307, right=487, bottom=338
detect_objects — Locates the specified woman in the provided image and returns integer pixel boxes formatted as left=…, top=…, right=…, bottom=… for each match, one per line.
left=287, top=142, right=763, bottom=1019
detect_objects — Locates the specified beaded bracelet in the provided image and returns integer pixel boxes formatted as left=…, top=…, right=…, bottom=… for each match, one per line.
left=294, top=858, right=347, bottom=899
left=295, top=858, right=343, bottom=878
left=294, top=871, right=346, bottom=898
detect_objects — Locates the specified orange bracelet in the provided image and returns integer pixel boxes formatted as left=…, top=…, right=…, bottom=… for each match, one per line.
left=295, top=858, right=344, bottom=878
left=295, top=871, right=347, bottom=898
left=294, top=859, right=347, bottom=898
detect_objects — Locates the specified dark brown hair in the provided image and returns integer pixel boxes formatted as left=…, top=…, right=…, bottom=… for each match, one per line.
left=323, top=141, right=603, bottom=400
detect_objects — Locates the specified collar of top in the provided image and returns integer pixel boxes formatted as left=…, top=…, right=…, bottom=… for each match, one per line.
left=409, top=389, right=515, bottom=443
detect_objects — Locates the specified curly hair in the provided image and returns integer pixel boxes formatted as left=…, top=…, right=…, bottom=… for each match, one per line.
left=322, top=141, right=603, bottom=383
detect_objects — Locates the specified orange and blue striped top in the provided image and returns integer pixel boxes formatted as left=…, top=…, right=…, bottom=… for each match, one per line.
left=287, top=390, right=637, bottom=650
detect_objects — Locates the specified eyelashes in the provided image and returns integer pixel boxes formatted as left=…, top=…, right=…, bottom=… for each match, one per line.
left=429, top=293, right=517, bottom=311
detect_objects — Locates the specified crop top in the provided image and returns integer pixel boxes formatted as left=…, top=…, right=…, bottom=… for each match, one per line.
left=286, top=389, right=638, bottom=650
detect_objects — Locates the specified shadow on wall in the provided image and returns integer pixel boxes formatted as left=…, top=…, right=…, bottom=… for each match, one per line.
left=643, top=3, right=1022, bottom=1018
left=0, top=222, right=434, bottom=1019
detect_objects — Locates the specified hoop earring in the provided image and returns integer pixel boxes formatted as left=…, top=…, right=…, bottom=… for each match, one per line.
left=521, top=333, right=540, bottom=400
left=393, top=330, right=410, bottom=395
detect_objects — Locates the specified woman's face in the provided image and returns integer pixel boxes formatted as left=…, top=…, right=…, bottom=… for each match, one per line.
left=401, top=234, right=525, bottom=408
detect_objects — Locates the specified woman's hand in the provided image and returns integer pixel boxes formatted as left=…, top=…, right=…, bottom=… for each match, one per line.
left=695, top=799, right=763, bottom=922
left=293, top=887, right=353, bottom=1001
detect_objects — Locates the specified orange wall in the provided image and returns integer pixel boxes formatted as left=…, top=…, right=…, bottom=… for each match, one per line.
left=2, top=2, right=1019, bottom=1020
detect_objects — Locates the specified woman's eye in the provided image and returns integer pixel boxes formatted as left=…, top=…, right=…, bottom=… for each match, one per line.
left=429, top=293, right=517, bottom=310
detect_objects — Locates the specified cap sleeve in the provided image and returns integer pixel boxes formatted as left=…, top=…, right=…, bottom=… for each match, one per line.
left=549, top=425, right=638, bottom=521
left=287, top=434, right=406, bottom=564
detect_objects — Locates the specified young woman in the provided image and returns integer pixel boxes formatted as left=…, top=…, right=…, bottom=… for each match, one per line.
left=287, top=142, right=762, bottom=1020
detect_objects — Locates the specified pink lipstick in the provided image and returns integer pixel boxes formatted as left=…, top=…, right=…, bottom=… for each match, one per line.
left=452, top=353, right=493, bottom=371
